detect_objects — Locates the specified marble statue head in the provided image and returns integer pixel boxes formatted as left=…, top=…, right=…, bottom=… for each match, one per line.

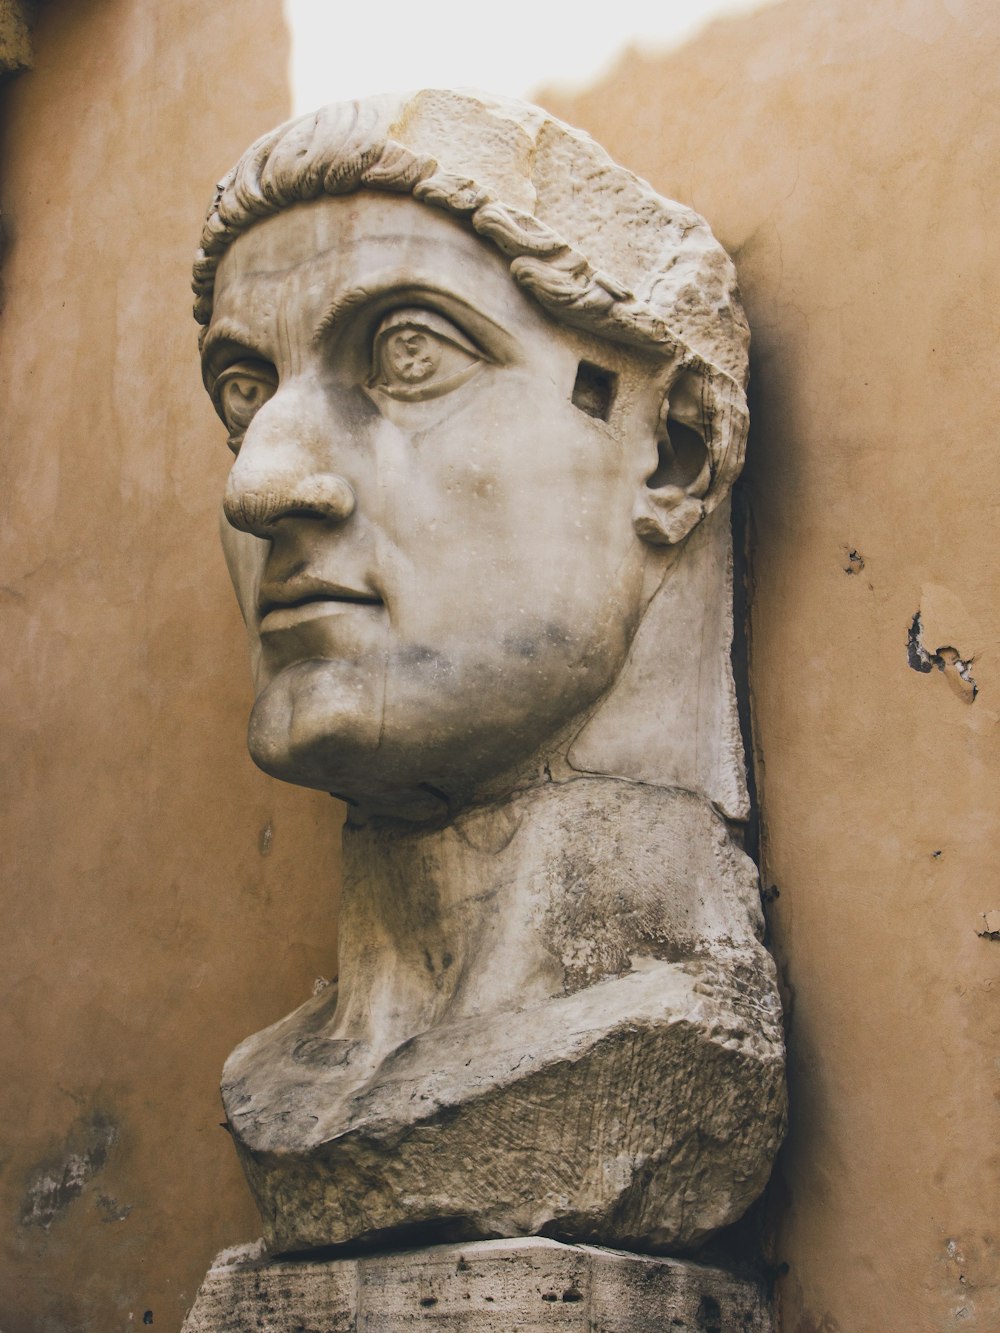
left=194, top=91, right=750, bottom=821
left=185, top=96, right=785, bottom=1271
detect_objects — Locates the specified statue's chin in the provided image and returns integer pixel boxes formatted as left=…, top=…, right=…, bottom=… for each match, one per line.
left=245, top=644, right=635, bottom=823
left=246, top=659, right=386, bottom=801
left=245, top=662, right=515, bottom=824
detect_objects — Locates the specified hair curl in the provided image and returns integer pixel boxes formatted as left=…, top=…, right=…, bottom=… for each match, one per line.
left=193, top=92, right=749, bottom=515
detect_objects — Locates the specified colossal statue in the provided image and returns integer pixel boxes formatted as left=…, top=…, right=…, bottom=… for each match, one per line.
left=184, top=90, right=785, bottom=1328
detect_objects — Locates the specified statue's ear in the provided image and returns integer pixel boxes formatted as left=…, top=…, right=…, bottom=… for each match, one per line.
left=632, top=369, right=715, bottom=547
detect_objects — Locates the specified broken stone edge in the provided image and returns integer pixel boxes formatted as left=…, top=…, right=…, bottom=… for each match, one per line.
left=182, top=1236, right=773, bottom=1332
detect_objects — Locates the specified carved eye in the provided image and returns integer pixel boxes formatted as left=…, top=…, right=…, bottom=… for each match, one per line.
left=369, top=308, right=482, bottom=401
left=215, top=360, right=278, bottom=452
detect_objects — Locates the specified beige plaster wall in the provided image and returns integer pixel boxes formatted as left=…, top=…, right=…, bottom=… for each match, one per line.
left=4, top=1, right=998, bottom=1329
left=0, top=3, right=342, bottom=1329
left=545, top=1, right=1000, bottom=1328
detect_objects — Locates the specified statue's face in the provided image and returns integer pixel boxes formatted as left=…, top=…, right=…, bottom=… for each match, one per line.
left=204, top=194, right=669, bottom=817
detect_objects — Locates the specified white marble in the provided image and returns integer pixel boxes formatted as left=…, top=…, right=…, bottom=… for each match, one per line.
left=193, top=90, right=784, bottom=1257
left=182, top=1237, right=774, bottom=1332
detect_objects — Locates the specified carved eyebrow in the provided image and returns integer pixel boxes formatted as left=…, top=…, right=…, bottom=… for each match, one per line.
left=201, top=317, right=270, bottom=378
left=311, top=275, right=514, bottom=358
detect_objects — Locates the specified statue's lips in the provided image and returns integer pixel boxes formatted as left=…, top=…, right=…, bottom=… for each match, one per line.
left=259, top=586, right=383, bottom=634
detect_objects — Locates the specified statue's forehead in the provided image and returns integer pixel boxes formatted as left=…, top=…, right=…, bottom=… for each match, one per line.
left=213, top=192, right=513, bottom=294
left=208, top=191, right=603, bottom=371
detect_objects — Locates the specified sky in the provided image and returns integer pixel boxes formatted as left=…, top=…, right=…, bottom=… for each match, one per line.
left=285, top=0, right=767, bottom=114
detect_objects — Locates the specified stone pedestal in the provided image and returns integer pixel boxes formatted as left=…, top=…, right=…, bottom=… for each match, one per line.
left=182, top=1237, right=772, bottom=1332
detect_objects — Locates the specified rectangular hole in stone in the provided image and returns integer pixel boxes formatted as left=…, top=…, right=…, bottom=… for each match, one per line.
left=571, top=361, right=617, bottom=420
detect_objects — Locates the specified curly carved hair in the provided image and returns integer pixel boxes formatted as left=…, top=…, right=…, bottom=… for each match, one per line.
left=193, top=91, right=749, bottom=519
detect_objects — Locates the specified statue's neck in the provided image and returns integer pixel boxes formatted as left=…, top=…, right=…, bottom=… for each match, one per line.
left=332, top=778, right=559, bottom=1052
left=330, top=776, right=759, bottom=1058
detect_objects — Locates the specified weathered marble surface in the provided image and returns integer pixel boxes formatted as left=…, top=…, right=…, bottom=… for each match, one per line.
left=193, top=90, right=784, bottom=1258
left=224, top=781, right=784, bottom=1255
left=182, top=1237, right=773, bottom=1332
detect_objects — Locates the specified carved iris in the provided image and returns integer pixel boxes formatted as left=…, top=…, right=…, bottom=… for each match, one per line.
left=369, top=308, right=482, bottom=401
left=215, top=361, right=278, bottom=453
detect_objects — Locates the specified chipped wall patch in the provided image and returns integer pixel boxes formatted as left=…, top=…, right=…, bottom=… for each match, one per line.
left=20, top=1110, right=119, bottom=1230
left=906, top=611, right=977, bottom=703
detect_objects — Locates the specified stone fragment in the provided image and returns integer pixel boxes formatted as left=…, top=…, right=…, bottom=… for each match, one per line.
left=0, top=0, right=31, bottom=80
left=182, top=1237, right=773, bottom=1332
left=223, top=783, right=785, bottom=1255
left=191, top=89, right=785, bottom=1265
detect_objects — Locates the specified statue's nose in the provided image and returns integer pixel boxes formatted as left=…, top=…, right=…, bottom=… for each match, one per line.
left=223, top=471, right=356, bottom=535
left=222, top=384, right=358, bottom=537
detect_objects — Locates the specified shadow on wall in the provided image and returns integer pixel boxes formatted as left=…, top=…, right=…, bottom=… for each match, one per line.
left=541, top=0, right=1000, bottom=1329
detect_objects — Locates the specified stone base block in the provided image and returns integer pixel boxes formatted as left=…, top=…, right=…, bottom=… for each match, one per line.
left=182, top=1236, right=772, bottom=1331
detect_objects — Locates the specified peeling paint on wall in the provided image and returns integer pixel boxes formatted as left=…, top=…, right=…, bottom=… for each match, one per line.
left=906, top=612, right=977, bottom=703
left=258, top=820, right=273, bottom=855
left=97, top=1191, right=133, bottom=1223
left=20, top=1110, right=119, bottom=1230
